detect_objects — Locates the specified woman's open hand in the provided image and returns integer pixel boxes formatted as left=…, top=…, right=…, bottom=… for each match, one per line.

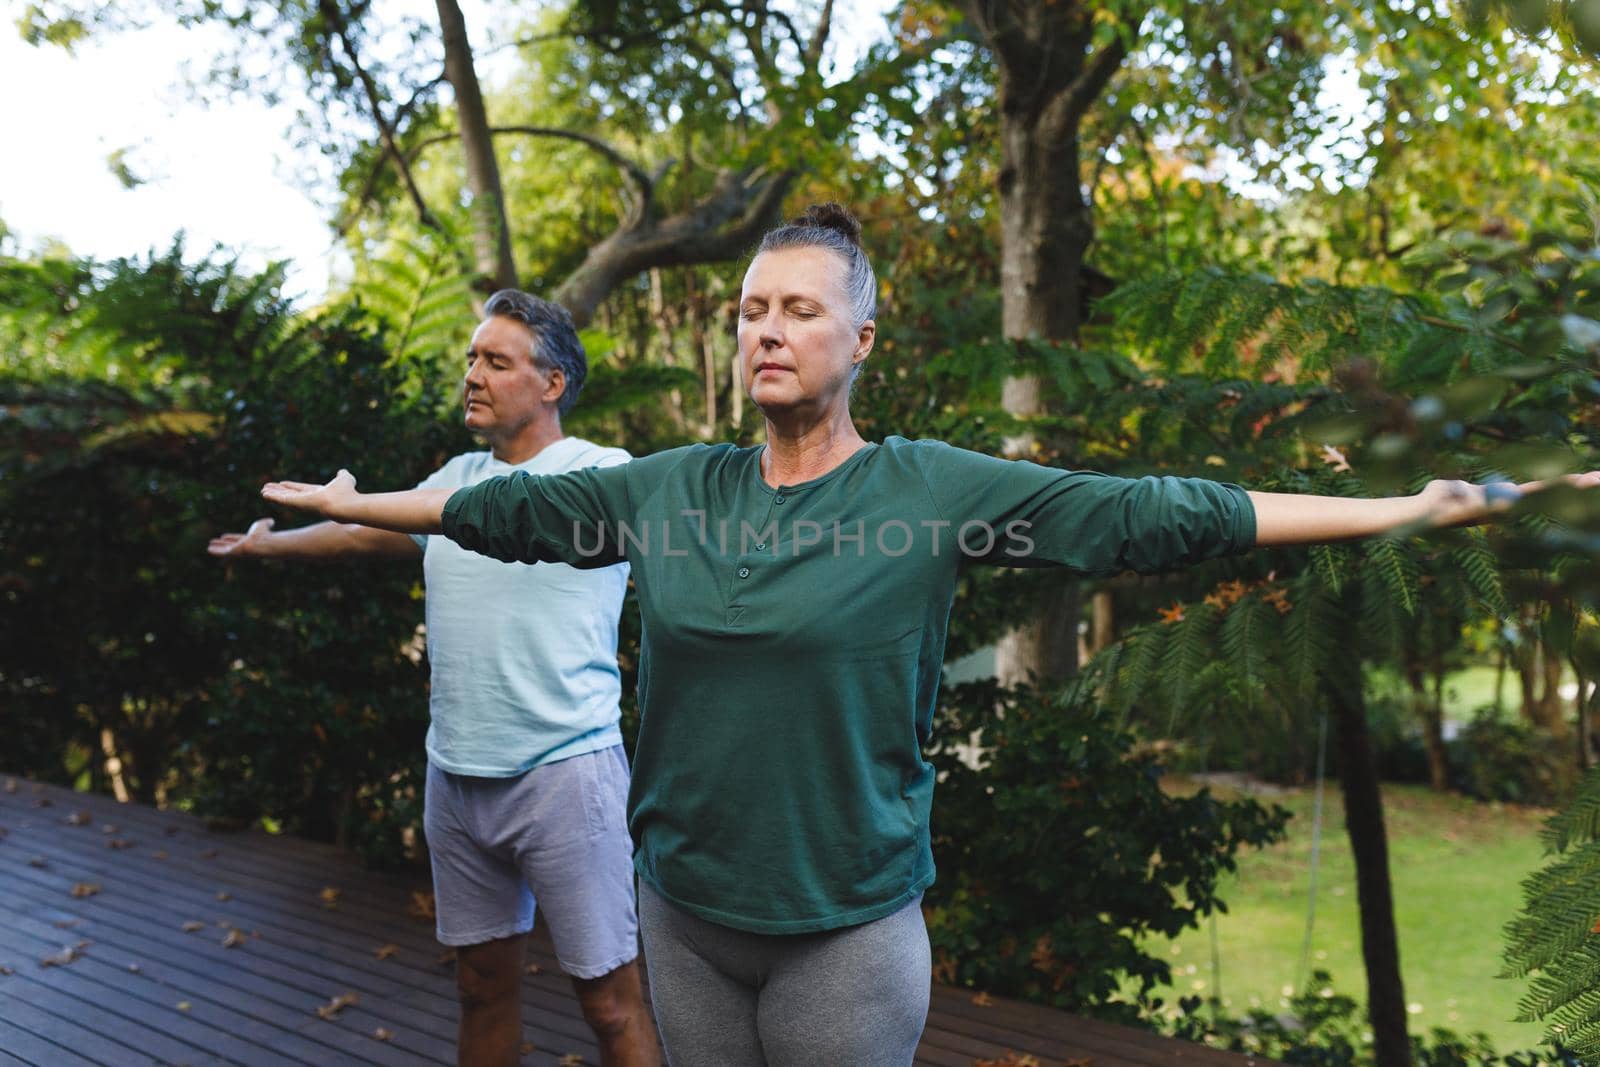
left=1416, top=470, right=1600, bottom=528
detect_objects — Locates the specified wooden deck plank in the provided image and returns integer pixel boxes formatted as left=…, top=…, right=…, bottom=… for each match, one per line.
left=0, top=883, right=447, bottom=1067
left=0, top=912, right=409, bottom=1067
left=928, top=987, right=1266, bottom=1067
left=0, top=1016, right=106, bottom=1067
left=0, top=848, right=602, bottom=1063
left=1, top=804, right=603, bottom=1062
left=2, top=777, right=1276, bottom=1067
left=0, top=986, right=169, bottom=1066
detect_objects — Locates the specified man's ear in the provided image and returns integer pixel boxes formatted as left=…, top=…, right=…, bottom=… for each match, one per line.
left=543, top=368, right=566, bottom=407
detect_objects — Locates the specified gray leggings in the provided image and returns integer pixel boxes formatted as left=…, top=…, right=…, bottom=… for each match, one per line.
left=638, top=882, right=931, bottom=1066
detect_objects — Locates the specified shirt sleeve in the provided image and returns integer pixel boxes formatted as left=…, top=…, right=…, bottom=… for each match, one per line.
left=912, top=440, right=1256, bottom=575
left=408, top=456, right=462, bottom=552
left=441, top=461, right=634, bottom=568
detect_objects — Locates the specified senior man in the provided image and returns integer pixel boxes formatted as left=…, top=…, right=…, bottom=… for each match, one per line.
left=210, top=290, right=658, bottom=1067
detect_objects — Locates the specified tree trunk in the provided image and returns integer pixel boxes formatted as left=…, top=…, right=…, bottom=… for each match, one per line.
left=1330, top=678, right=1412, bottom=1067
left=1089, top=590, right=1116, bottom=657
left=1407, top=663, right=1449, bottom=792
left=434, top=0, right=518, bottom=294
left=965, top=2, right=1128, bottom=686
left=1536, top=645, right=1568, bottom=738
left=991, top=114, right=1093, bottom=686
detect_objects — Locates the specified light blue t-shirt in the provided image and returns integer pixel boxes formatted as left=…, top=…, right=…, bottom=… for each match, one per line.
left=413, top=437, right=631, bottom=777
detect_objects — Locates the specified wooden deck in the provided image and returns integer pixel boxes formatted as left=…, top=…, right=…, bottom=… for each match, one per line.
left=0, top=776, right=1268, bottom=1067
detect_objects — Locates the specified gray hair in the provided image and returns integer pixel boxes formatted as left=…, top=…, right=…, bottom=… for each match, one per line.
left=755, top=202, right=876, bottom=328
left=482, top=289, right=588, bottom=417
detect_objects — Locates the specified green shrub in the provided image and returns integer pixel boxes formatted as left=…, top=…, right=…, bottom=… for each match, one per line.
left=1450, top=710, right=1580, bottom=807
left=0, top=249, right=466, bottom=863
left=1161, top=971, right=1580, bottom=1067
left=925, top=679, right=1290, bottom=1019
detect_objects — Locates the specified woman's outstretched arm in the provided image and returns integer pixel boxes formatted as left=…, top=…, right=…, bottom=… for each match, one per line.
left=1250, top=473, right=1600, bottom=547
left=261, top=470, right=453, bottom=534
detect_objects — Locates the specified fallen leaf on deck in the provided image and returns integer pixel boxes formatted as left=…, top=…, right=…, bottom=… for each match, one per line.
left=973, top=1056, right=1041, bottom=1067
left=40, top=944, right=84, bottom=967
left=128, top=963, right=142, bottom=974
left=181, top=921, right=206, bottom=932
left=164, top=826, right=179, bottom=837
left=100, top=824, right=117, bottom=834
left=408, top=890, right=436, bottom=921
left=221, top=929, right=247, bottom=949
left=559, top=1056, right=582, bottom=1066
left=107, top=838, right=133, bottom=850
left=70, top=883, right=100, bottom=898
left=375, top=944, right=398, bottom=960
left=4, top=778, right=17, bottom=793
left=0, top=826, right=8, bottom=839
left=28, top=857, right=46, bottom=868
left=152, top=850, right=169, bottom=860
left=372, top=1028, right=394, bottom=1042
left=971, top=991, right=994, bottom=1007
left=200, top=848, right=219, bottom=859
left=65, top=810, right=91, bottom=826
left=53, top=918, right=81, bottom=929
left=520, top=1041, right=534, bottom=1055
left=0, top=964, right=14, bottom=976
left=314, top=991, right=360, bottom=1020
left=319, top=886, right=342, bottom=907
left=524, top=962, right=543, bottom=975
left=1063, top=1058, right=1093, bottom=1067
left=216, top=891, right=232, bottom=902
left=176, top=1001, right=191, bottom=1012
left=32, top=796, right=52, bottom=808
left=436, top=948, right=457, bottom=966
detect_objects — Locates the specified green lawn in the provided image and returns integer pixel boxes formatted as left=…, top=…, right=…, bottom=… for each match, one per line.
left=1148, top=779, right=1554, bottom=1050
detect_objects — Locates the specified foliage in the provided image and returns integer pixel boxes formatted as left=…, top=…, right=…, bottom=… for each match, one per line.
left=1503, top=767, right=1600, bottom=1056
left=1160, top=969, right=1582, bottom=1067
left=1451, top=710, right=1582, bottom=806
left=924, top=680, right=1290, bottom=1017
left=0, top=245, right=468, bottom=862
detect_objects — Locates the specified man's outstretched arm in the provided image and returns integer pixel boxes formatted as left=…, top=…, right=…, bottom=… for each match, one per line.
left=208, top=516, right=421, bottom=560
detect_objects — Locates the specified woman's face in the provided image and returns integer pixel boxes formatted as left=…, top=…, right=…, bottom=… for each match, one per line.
left=738, top=246, right=873, bottom=420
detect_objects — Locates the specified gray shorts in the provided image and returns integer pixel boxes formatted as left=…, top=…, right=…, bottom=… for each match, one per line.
left=423, top=745, right=638, bottom=979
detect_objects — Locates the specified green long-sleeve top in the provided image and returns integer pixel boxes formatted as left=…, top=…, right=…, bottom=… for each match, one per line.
left=442, top=436, right=1256, bottom=934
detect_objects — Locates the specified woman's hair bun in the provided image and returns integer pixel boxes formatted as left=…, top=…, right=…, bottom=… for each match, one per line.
left=792, top=202, right=862, bottom=245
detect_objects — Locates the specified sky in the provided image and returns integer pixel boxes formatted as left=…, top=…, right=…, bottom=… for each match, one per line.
left=0, top=1, right=894, bottom=305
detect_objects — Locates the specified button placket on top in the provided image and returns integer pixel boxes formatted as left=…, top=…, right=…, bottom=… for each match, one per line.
left=726, top=481, right=785, bottom=625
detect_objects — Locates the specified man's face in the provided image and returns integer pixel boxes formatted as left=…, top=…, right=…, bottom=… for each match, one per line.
left=462, top=316, right=560, bottom=440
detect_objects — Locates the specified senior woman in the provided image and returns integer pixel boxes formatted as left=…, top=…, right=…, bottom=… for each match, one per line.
left=261, top=204, right=1591, bottom=1065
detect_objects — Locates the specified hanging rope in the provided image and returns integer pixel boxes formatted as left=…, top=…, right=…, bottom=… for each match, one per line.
left=1295, top=711, right=1330, bottom=994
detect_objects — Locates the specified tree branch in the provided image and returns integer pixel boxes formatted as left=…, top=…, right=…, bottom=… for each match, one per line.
left=404, top=125, right=656, bottom=202
left=1041, top=29, right=1131, bottom=141
left=553, top=166, right=798, bottom=326
left=317, top=0, right=443, bottom=232
left=963, top=0, right=1036, bottom=75
left=336, top=71, right=446, bottom=237
left=804, top=0, right=834, bottom=72
left=681, top=37, right=750, bottom=128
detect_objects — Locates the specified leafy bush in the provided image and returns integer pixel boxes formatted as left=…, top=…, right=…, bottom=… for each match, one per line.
left=0, top=248, right=467, bottom=863
left=1450, top=710, right=1580, bottom=807
left=924, top=679, right=1290, bottom=1018
left=1160, top=971, right=1581, bottom=1067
